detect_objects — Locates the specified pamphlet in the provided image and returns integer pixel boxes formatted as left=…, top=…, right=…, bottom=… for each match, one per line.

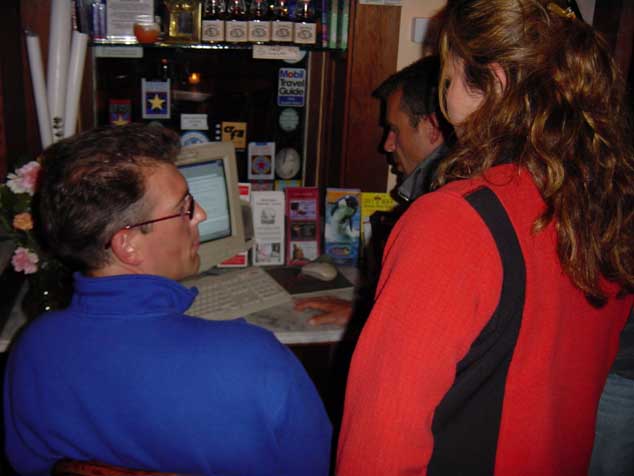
left=251, top=190, right=285, bottom=266
left=285, top=187, right=320, bottom=265
left=324, top=188, right=361, bottom=265
left=361, top=192, right=397, bottom=248
left=218, top=183, right=251, bottom=268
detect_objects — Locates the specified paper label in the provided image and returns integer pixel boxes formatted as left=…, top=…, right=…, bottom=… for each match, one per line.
left=293, top=23, right=316, bottom=44
left=202, top=19, right=225, bottom=42
left=252, top=45, right=302, bottom=62
left=226, top=21, right=249, bottom=43
left=181, top=113, right=209, bottom=130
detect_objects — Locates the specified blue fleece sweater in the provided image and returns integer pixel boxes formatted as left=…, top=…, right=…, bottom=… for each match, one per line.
left=4, top=273, right=332, bottom=475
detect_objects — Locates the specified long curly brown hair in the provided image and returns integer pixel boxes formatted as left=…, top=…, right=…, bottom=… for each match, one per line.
left=437, top=0, right=634, bottom=306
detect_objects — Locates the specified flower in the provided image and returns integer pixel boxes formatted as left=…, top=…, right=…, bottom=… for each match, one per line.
left=11, top=247, right=39, bottom=274
left=1, top=158, right=52, bottom=276
left=13, top=212, right=33, bottom=231
left=6, top=161, right=41, bottom=196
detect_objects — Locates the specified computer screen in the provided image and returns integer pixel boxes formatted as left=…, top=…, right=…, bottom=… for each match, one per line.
left=175, top=141, right=252, bottom=272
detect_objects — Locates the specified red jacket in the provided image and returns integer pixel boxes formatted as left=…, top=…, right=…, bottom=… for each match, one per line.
left=337, top=165, right=630, bottom=475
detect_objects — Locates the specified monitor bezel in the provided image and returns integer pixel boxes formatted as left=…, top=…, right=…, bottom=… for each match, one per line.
left=175, top=141, right=250, bottom=273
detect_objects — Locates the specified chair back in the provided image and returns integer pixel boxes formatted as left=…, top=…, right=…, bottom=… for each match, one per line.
left=52, top=459, right=184, bottom=476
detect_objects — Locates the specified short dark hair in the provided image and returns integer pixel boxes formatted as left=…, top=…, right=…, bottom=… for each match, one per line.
left=36, top=124, right=181, bottom=271
left=373, top=55, right=443, bottom=129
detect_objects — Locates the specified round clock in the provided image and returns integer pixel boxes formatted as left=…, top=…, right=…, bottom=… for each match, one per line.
left=276, top=147, right=301, bottom=179
left=279, top=108, right=300, bottom=132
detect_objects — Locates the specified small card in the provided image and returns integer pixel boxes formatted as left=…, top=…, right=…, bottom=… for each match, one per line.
left=106, top=0, right=153, bottom=42
left=221, top=121, right=247, bottom=150
left=248, top=141, right=276, bottom=180
left=180, top=113, right=209, bottom=130
left=252, top=45, right=303, bottom=61
left=142, top=79, right=170, bottom=120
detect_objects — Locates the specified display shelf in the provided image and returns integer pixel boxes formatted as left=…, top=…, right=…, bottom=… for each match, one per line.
left=89, top=40, right=343, bottom=52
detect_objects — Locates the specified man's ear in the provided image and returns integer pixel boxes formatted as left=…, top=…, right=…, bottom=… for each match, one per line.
left=420, top=114, right=442, bottom=145
left=109, top=229, right=143, bottom=267
left=490, top=62, right=507, bottom=93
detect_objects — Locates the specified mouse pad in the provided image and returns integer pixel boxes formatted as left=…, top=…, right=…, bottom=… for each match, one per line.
left=265, top=266, right=354, bottom=295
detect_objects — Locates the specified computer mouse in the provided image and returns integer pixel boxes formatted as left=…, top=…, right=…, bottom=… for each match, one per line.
left=300, top=261, right=338, bottom=282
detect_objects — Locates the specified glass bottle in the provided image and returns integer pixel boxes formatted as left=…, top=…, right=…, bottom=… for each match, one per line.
left=202, top=0, right=226, bottom=43
left=248, top=0, right=271, bottom=44
left=226, top=0, right=248, bottom=43
left=271, top=0, right=293, bottom=43
left=164, top=0, right=202, bottom=42
left=293, top=0, right=316, bottom=45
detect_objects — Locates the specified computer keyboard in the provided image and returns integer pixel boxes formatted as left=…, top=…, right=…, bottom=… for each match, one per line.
left=184, top=266, right=293, bottom=321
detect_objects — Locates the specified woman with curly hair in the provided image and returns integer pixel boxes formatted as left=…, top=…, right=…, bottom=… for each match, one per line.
left=336, top=1, right=634, bottom=475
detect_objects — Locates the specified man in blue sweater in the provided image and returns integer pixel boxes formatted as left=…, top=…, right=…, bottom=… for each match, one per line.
left=3, top=124, right=332, bottom=475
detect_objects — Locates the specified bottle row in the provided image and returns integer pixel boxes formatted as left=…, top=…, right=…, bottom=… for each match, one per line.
left=81, top=0, right=326, bottom=47
left=200, top=0, right=317, bottom=45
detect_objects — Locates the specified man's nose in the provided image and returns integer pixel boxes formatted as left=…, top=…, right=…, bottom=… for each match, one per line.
left=384, top=131, right=396, bottom=153
left=193, top=202, right=207, bottom=224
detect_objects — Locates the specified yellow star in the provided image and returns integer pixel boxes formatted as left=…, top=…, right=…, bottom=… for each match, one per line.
left=112, top=114, right=129, bottom=126
left=148, top=94, right=165, bottom=110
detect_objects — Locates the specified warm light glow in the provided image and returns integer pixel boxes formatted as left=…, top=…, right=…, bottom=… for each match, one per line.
left=188, top=72, right=201, bottom=85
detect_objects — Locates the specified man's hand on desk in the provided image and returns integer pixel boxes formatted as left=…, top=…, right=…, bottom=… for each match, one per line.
left=294, top=296, right=352, bottom=326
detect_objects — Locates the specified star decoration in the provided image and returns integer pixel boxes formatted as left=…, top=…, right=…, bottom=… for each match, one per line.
left=148, top=94, right=166, bottom=110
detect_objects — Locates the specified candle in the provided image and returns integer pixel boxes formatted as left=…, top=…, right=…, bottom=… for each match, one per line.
left=47, top=0, right=72, bottom=142
left=63, top=31, right=88, bottom=138
left=25, top=32, right=53, bottom=149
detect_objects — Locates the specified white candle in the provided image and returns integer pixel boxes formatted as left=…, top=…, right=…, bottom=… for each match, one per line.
left=47, top=0, right=72, bottom=142
left=63, top=31, right=88, bottom=138
left=25, top=32, right=53, bottom=149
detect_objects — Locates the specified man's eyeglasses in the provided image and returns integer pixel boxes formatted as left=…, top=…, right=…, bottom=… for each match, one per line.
left=105, top=192, right=195, bottom=249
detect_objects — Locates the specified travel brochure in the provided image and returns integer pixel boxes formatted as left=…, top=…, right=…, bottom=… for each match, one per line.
left=251, top=190, right=285, bottom=266
left=216, top=186, right=396, bottom=268
left=285, top=187, right=320, bottom=266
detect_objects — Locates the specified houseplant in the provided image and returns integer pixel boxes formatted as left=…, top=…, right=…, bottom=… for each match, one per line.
left=0, top=159, right=72, bottom=320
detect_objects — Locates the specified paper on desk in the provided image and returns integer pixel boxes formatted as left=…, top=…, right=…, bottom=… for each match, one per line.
left=246, top=287, right=354, bottom=345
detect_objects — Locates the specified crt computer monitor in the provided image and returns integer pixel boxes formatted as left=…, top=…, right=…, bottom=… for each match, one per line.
left=175, top=141, right=252, bottom=274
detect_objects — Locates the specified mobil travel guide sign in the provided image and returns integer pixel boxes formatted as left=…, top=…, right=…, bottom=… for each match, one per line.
left=277, top=68, right=306, bottom=107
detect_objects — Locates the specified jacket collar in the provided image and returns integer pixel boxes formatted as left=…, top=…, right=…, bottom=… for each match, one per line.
left=69, top=272, right=197, bottom=318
